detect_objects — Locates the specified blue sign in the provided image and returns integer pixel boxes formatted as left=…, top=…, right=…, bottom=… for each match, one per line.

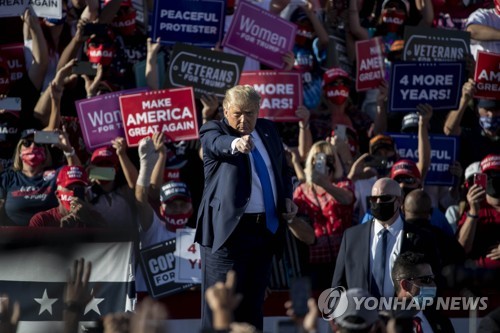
left=150, top=0, right=225, bottom=47
left=390, top=133, right=459, bottom=186
left=389, top=61, right=465, bottom=112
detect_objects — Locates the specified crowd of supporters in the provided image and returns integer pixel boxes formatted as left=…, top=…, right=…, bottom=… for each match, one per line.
left=0, top=0, right=499, bottom=331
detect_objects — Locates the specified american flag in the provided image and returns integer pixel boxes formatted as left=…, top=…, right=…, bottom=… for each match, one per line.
left=0, top=228, right=135, bottom=333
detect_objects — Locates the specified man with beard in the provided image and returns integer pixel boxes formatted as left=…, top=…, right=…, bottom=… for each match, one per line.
left=458, top=154, right=500, bottom=269
left=332, top=178, right=440, bottom=298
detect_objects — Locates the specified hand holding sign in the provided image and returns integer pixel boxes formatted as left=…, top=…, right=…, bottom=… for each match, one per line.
left=416, top=103, right=433, bottom=124
left=111, top=137, right=127, bottom=157
left=295, top=105, right=310, bottom=126
left=461, top=79, right=476, bottom=102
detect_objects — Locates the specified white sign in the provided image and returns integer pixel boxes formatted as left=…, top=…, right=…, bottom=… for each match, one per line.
left=0, top=0, right=62, bottom=19
left=175, top=228, right=201, bottom=284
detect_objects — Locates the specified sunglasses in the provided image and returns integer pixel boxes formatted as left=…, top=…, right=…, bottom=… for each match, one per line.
left=407, top=275, right=435, bottom=284
left=368, top=195, right=397, bottom=203
left=394, top=176, right=417, bottom=185
left=20, top=139, right=43, bottom=148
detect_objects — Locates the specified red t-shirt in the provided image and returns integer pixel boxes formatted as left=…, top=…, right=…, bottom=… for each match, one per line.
left=293, top=178, right=355, bottom=238
left=458, top=203, right=500, bottom=269
left=29, top=207, right=63, bottom=227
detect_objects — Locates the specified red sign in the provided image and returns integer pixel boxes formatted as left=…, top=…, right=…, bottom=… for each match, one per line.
left=238, top=71, right=302, bottom=122
left=0, top=43, right=26, bottom=83
left=119, top=87, right=198, bottom=147
left=355, top=37, right=385, bottom=92
left=474, top=51, right=500, bottom=100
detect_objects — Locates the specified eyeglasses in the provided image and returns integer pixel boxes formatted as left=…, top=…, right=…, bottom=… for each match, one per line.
left=394, top=176, right=417, bottom=185
left=20, top=139, right=42, bottom=148
left=406, top=275, right=435, bottom=284
left=368, top=195, right=397, bottom=203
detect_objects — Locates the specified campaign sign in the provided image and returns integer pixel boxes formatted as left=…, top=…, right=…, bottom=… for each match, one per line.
left=0, top=0, right=26, bottom=17
left=119, top=87, right=198, bottom=147
left=0, top=0, right=62, bottom=18
left=222, top=1, right=297, bottom=69
left=168, top=43, right=245, bottom=99
left=390, top=133, right=458, bottom=186
left=30, top=0, right=63, bottom=19
left=239, top=71, right=302, bottom=122
left=0, top=43, right=26, bottom=82
left=355, top=37, right=385, bottom=91
left=76, top=88, right=147, bottom=150
left=139, top=238, right=194, bottom=298
left=389, top=61, right=465, bottom=112
left=403, top=26, right=470, bottom=62
left=150, top=0, right=225, bottom=47
left=473, top=51, right=500, bottom=100
left=175, top=229, right=201, bottom=284
left=327, top=35, right=353, bottom=76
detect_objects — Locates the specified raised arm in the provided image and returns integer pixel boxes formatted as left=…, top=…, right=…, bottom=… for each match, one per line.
left=112, top=137, right=138, bottom=189
left=417, top=0, right=434, bottom=27
left=348, top=0, right=369, bottom=40
left=146, top=37, right=161, bottom=90
left=35, top=59, right=78, bottom=127
left=373, top=81, right=389, bottom=135
left=416, top=104, right=432, bottom=181
left=296, top=105, right=312, bottom=161
left=149, top=132, right=167, bottom=201
left=444, top=79, right=476, bottom=136
left=467, top=24, right=500, bottom=41
left=23, top=8, right=49, bottom=91
left=135, top=137, right=160, bottom=231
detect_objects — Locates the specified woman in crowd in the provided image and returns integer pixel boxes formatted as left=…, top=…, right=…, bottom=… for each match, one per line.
left=293, top=140, right=354, bottom=289
left=0, top=128, right=79, bottom=226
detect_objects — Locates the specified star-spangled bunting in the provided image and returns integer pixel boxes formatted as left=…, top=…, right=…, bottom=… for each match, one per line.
left=34, top=289, right=58, bottom=315
left=84, top=289, right=105, bottom=316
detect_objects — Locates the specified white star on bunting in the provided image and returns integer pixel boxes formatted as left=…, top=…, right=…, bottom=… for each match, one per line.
left=34, top=289, right=58, bottom=315
left=84, top=289, right=104, bottom=315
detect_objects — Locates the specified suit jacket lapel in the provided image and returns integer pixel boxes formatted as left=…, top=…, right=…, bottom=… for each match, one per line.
left=363, top=221, right=373, bottom=288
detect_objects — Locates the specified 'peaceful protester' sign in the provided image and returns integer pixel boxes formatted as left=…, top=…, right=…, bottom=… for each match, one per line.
left=403, top=26, right=470, bottom=62
left=150, top=0, right=225, bottom=47
left=119, top=88, right=198, bottom=147
left=391, top=133, right=459, bottom=186
left=239, top=71, right=302, bottom=121
left=389, top=61, right=465, bottom=112
left=167, top=43, right=245, bottom=99
left=222, top=1, right=296, bottom=69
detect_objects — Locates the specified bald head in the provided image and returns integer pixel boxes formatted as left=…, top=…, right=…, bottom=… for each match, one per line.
left=372, top=178, right=402, bottom=197
left=404, top=189, right=432, bottom=219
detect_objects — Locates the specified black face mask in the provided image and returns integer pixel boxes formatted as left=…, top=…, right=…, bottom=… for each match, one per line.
left=371, top=201, right=397, bottom=221
left=486, top=176, right=500, bottom=198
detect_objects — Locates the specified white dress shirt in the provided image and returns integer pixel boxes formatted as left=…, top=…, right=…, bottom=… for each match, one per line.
left=231, top=131, right=278, bottom=213
left=370, top=216, right=403, bottom=297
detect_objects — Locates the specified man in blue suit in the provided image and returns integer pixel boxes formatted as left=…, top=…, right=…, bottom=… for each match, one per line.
left=196, top=85, right=297, bottom=330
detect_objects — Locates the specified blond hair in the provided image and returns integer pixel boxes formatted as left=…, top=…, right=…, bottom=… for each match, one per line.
left=12, top=139, right=52, bottom=172
left=222, top=85, right=261, bottom=113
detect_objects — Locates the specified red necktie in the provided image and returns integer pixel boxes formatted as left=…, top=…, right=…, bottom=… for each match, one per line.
left=413, top=316, right=423, bottom=333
